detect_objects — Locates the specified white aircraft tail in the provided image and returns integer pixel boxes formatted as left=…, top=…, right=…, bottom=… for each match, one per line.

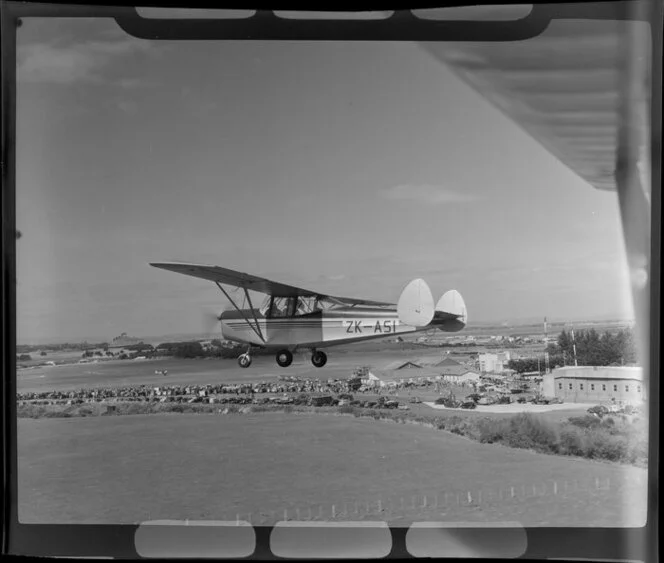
left=436, top=289, right=468, bottom=326
left=397, top=279, right=435, bottom=327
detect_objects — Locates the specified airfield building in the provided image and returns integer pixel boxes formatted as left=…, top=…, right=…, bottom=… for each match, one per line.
left=439, top=364, right=481, bottom=385
left=366, top=369, right=440, bottom=388
left=542, top=366, right=645, bottom=404
left=479, top=352, right=511, bottom=374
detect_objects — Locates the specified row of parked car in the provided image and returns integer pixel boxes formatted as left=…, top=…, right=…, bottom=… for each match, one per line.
left=587, top=403, right=644, bottom=417
left=21, top=392, right=416, bottom=410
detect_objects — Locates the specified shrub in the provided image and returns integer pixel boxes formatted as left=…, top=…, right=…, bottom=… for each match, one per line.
left=446, top=416, right=475, bottom=437
left=477, top=418, right=504, bottom=444
left=568, top=415, right=601, bottom=429
left=627, top=437, right=649, bottom=465
left=498, top=414, right=559, bottom=454
left=559, top=429, right=584, bottom=456
left=433, top=417, right=447, bottom=430
left=585, top=432, right=629, bottom=462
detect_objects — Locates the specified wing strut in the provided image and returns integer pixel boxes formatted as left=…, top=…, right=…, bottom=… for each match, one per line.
left=215, top=282, right=266, bottom=345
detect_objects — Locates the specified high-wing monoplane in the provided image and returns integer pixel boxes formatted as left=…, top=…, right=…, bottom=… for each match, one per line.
left=150, top=262, right=467, bottom=368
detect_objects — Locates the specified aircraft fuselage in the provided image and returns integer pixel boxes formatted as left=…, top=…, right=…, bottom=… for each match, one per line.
left=221, top=306, right=464, bottom=350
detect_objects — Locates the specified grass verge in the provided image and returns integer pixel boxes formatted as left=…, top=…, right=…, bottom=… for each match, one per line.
left=17, top=401, right=647, bottom=467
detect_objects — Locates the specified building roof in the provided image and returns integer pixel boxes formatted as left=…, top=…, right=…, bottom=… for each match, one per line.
left=551, top=366, right=643, bottom=381
left=440, top=364, right=480, bottom=376
left=380, top=360, right=424, bottom=371
left=436, top=357, right=463, bottom=368
left=414, top=355, right=449, bottom=367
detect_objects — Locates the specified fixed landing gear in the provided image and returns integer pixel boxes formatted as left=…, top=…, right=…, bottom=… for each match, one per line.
left=276, top=349, right=293, bottom=368
left=311, top=350, right=327, bottom=368
left=238, top=353, right=252, bottom=368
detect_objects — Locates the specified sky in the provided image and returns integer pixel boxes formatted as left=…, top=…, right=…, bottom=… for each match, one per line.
left=16, top=15, right=636, bottom=342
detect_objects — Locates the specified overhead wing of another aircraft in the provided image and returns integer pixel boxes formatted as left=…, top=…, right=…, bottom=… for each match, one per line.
left=420, top=2, right=651, bottom=197
left=149, top=262, right=395, bottom=307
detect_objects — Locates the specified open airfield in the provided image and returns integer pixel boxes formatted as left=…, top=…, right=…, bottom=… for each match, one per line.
left=16, top=347, right=647, bottom=527
left=17, top=347, right=443, bottom=394
left=18, top=413, right=646, bottom=526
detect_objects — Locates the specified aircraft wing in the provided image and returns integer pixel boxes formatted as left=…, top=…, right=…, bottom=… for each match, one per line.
left=420, top=3, right=650, bottom=195
left=150, top=262, right=394, bottom=307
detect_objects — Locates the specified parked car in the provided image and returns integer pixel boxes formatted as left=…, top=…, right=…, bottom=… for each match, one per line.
left=409, top=397, right=422, bottom=404
left=588, top=405, right=610, bottom=417
left=460, top=401, right=476, bottom=410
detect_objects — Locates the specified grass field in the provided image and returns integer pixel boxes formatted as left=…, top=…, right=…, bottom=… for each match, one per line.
left=16, top=350, right=423, bottom=394
left=18, top=412, right=647, bottom=527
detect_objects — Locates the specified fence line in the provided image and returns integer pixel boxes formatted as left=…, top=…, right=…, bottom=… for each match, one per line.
left=221, top=475, right=613, bottom=524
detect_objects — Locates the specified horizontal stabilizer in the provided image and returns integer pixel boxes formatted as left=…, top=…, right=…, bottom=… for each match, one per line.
left=397, top=279, right=435, bottom=327
left=436, top=289, right=468, bottom=326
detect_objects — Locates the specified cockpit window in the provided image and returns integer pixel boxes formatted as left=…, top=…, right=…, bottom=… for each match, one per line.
left=261, top=295, right=325, bottom=318
left=296, top=296, right=319, bottom=315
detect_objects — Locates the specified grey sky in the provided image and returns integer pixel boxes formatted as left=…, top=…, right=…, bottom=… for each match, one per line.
left=16, top=17, right=634, bottom=342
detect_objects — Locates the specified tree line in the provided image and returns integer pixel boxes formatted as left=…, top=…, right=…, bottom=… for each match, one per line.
left=506, top=328, right=637, bottom=374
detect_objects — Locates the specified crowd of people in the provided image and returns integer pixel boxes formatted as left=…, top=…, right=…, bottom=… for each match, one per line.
left=17, top=373, right=496, bottom=408
left=16, top=377, right=362, bottom=405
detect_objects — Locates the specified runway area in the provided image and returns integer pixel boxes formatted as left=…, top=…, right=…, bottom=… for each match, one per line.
left=16, top=350, right=394, bottom=394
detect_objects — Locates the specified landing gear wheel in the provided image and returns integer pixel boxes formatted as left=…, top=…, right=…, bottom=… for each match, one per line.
left=238, top=354, right=252, bottom=368
left=311, top=350, right=327, bottom=368
left=276, top=349, right=293, bottom=368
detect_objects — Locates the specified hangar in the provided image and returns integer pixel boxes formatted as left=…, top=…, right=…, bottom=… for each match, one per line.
left=365, top=369, right=440, bottom=388
left=542, top=366, right=645, bottom=404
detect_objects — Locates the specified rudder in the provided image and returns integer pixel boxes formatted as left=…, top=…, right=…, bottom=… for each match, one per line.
left=397, top=279, right=435, bottom=327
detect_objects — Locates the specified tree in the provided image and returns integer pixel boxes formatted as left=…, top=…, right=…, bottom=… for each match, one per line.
left=557, top=330, right=572, bottom=357
left=173, top=342, right=205, bottom=359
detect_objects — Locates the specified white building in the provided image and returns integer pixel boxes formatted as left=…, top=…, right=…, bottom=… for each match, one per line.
left=542, top=366, right=645, bottom=403
left=479, top=352, right=511, bottom=374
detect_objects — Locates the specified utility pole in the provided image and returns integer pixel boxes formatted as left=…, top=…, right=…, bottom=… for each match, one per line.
left=571, top=327, right=578, bottom=366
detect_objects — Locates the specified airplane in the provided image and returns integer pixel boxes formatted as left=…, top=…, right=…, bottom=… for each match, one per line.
left=150, top=262, right=467, bottom=368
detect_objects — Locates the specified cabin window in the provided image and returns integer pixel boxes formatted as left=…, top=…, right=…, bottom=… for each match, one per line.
left=613, top=385, right=618, bottom=392
left=265, top=296, right=291, bottom=318
left=568, top=383, right=573, bottom=390
left=558, top=383, right=562, bottom=390
left=263, top=296, right=322, bottom=318
left=591, top=384, right=595, bottom=391
left=637, top=385, right=641, bottom=393
left=625, top=385, right=629, bottom=392
left=579, top=383, right=584, bottom=390
left=602, top=384, right=606, bottom=391
left=295, top=296, right=321, bottom=316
